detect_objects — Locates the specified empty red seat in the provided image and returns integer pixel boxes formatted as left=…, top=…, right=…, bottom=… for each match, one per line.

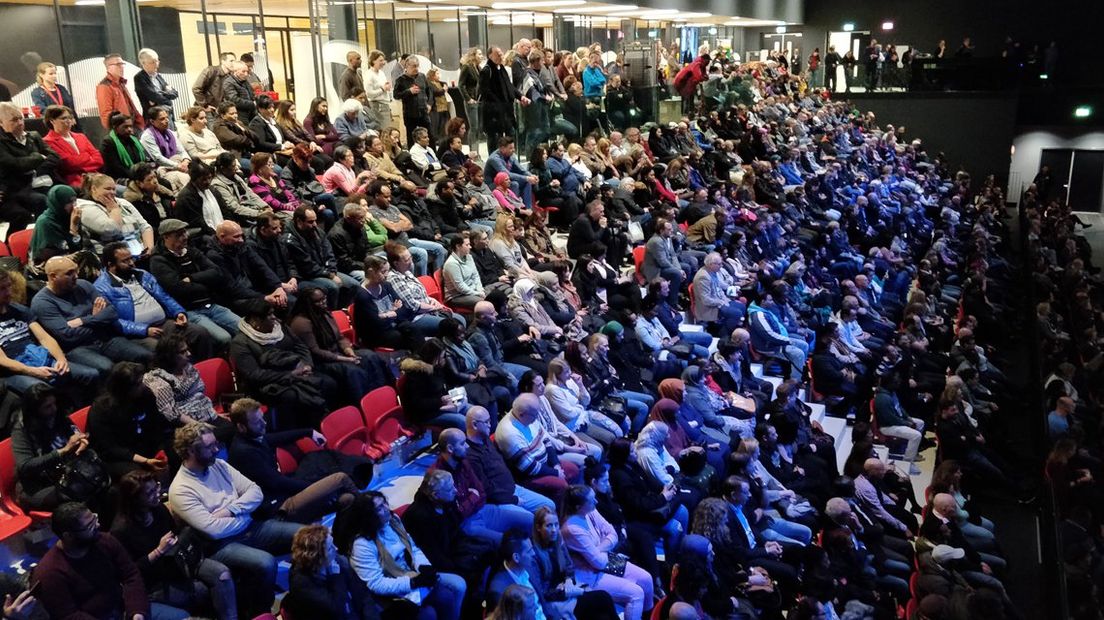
left=6, top=229, right=32, bottom=265
left=632, top=246, right=646, bottom=284
left=195, top=358, right=236, bottom=414
left=419, top=274, right=443, bottom=304
left=332, top=309, right=355, bottom=343
left=320, top=406, right=371, bottom=458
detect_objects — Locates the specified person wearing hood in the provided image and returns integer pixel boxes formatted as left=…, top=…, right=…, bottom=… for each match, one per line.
left=508, top=278, right=563, bottom=340
left=30, top=184, right=82, bottom=266
left=397, top=338, right=467, bottom=430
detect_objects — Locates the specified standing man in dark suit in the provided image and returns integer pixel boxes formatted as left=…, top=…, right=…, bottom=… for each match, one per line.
left=479, top=46, right=529, bottom=148
left=393, top=56, right=433, bottom=149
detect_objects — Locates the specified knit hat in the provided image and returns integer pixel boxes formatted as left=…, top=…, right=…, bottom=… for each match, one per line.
left=600, top=321, right=624, bottom=336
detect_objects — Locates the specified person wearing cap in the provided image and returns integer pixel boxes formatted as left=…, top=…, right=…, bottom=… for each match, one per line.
left=149, top=218, right=242, bottom=351
left=922, top=542, right=1015, bottom=615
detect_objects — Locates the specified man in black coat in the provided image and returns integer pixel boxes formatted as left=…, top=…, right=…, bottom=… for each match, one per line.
left=478, top=46, right=528, bottom=148
left=393, top=56, right=433, bottom=149
left=149, top=219, right=242, bottom=350
left=283, top=205, right=358, bottom=309
left=567, top=200, right=626, bottom=268
left=226, top=398, right=360, bottom=523
left=206, top=220, right=290, bottom=313
left=134, top=49, right=179, bottom=120
left=0, top=102, right=57, bottom=230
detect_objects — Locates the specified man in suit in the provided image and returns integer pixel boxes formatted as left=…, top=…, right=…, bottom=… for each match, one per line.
left=642, top=218, right=685, bottom=308
left=722, top=476, right=799, bottom=586
left=920, top=493, right=1006, bottom=574
left=486, top=529, right=547, bottom=618
left=692, top=252, right=746, bottom=333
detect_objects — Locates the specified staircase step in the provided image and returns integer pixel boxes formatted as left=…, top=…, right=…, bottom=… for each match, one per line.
left=760, top=376, right=782, bottom=400
left=750, top=363, right=764, bottom=379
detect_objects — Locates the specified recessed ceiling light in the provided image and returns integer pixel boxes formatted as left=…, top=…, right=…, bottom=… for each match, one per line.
left=491, top=0, right=584, bottom=8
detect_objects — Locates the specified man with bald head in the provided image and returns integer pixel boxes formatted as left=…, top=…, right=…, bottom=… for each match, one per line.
left=495, top=393, right=575, bottom=507
left=431, top=427, right=533, bottom=544
left=464, top=406, right=555, bottom=513
left=921, top=492, right=1007, bottom=576
left=854, top=457, right=916, bottom=537
left=206, top=221, right=291, bottom=313
left=30, top=256, right=152, bottom=376
left=467, top=300, right=535, bottom=388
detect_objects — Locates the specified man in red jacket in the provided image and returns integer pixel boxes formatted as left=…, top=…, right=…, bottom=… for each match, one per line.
left=96, top=54, right=144, bottom=130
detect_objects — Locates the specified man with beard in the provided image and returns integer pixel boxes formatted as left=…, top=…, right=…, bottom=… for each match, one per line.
left=283, top=205, right=358, bottom=310
left=207, top=220, right=292, bottom=313
left=94, top=242, right=215, bottom=360
left=168, top=421, right=302, bottom=618
left=34, top=501, right=152, bottom=620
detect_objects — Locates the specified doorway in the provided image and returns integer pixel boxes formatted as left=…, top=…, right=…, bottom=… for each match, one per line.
left=827, top=30, right=868, bottom=92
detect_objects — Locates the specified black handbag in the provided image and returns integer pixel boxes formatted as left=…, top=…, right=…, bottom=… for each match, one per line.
left=56, top=450, right=110, bottom=503
left=162, top=526, right=205, bottom=581
left=602, top=551, right=629, bottom=577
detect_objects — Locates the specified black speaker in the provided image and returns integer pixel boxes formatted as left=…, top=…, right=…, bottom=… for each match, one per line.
left=623, top=42, right=656, bottom=88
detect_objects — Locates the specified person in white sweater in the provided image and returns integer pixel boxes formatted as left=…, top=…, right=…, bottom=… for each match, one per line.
left=337, top=491, right=466, bottom=619
left=544, top=358, right=621, bottom=448
left=167, top=422, right=302, bottom=617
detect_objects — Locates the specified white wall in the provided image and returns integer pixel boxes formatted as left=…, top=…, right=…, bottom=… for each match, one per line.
left=1010, top=127, right=1104, bottom=203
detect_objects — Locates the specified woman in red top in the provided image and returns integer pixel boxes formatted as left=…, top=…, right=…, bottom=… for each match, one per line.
left=42, top=105, right=103, bottom=188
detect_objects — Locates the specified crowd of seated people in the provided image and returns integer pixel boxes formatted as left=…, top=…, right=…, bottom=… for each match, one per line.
left=1029, top=189, right=1104, bottom=619
left=0, top=43, right=1040, bottom=620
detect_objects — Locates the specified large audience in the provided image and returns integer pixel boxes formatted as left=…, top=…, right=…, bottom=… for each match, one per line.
left=0, top=37, right=1037, bottom=620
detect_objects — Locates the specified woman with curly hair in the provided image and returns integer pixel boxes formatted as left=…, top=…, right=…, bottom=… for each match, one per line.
left=285, top=524, right=374, bottom=620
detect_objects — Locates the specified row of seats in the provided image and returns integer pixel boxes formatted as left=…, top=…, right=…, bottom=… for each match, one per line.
left=0, top=229, right=32, bottom=265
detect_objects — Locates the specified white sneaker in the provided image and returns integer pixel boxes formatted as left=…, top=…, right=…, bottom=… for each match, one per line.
left=908, top=464, right=922, bottom=476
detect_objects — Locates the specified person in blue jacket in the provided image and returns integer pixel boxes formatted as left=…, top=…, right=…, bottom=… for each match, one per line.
left=94, top=241, right=215, bottom=360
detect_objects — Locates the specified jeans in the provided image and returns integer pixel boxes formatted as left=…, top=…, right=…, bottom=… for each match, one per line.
left=616, top=390, right=654, bottom=434
left=677, top=328, right=714, bottom=349
left=67, top=337, right=153, bottom=374
left=880, top=418, right=924, bottom=461
left=502, top=362, right=531, bottom=382
left=461, top=502, right=535, bottom=544
left=408, top=238, right=448, bottom=274
left=662, top=504, right=690, bottom=557
left=211, top=518, right=301, bottom=614
left=419, top=571, right=466, bottom=620
left=279, top=472, right=358, bottom=523
left=149, top=557, right=237, bottom=620
left=410, top=311, right=466, bottom=337
left=423, top=411, right=467, bottom=430
left=188, top=304, right=242, bottom=350
left=717, top=300, right=747, bottom=332
left=659, top=267, right=683, bottom=306
left=302, top=273, right=359, bottom=309
left=2, top=361, right=100, bottom=393
left=407, top=244, right=429, bottom=276
left=761, top=514, right=813, bottom=546
left=514, top=483, right=556, bottom=513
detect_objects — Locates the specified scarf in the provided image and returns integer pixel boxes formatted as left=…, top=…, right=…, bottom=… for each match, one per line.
left=535, top=272, right=569, bottom=310
left=372, top=518, right=419, bottom=579
left=149, top=126, right=179, bottom=159
left=31, top=185, right=77, bottom=259
left=513, top=278, right=538, bottom=307
left=239, top=318, right=285, bottom=346
left=109, top=130, right=145, bottom=169
left=658, top=378, right=684, bottom=402
left=445, top=338, right=480, bottom=373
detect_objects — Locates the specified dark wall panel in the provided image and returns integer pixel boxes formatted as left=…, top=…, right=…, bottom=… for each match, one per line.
left=847, top=93, right=1018, bottom=184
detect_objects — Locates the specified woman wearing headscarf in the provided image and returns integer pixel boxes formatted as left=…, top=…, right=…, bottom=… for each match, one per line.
left=657, top=378, right=730, bottom=449
left=647, top=397, right=725, bottom=476
left=30, top=185, right=82, bottom=266
left=533, top=271, right=589, bottom=340
left=682, top=365, right=756, bottom=440
left=508, top=278, right=563, bottom=340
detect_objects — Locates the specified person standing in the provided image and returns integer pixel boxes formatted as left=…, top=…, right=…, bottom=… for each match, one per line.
left=338, top=51, right=364, bottom=101
left=393, top=56, right=433, bottom=149
left=221, top=61, right=257, bottom=122
left=824, top=46, right=841, bottom=92
left=96, top=54, right=144, bottom=130
left=479, top=46, right=528, bottom=149
left=134, top=48, right=179, bottom=121
left=192, top=52, right=236, bottom=113
left=807, top=47, right=822, bottom=87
